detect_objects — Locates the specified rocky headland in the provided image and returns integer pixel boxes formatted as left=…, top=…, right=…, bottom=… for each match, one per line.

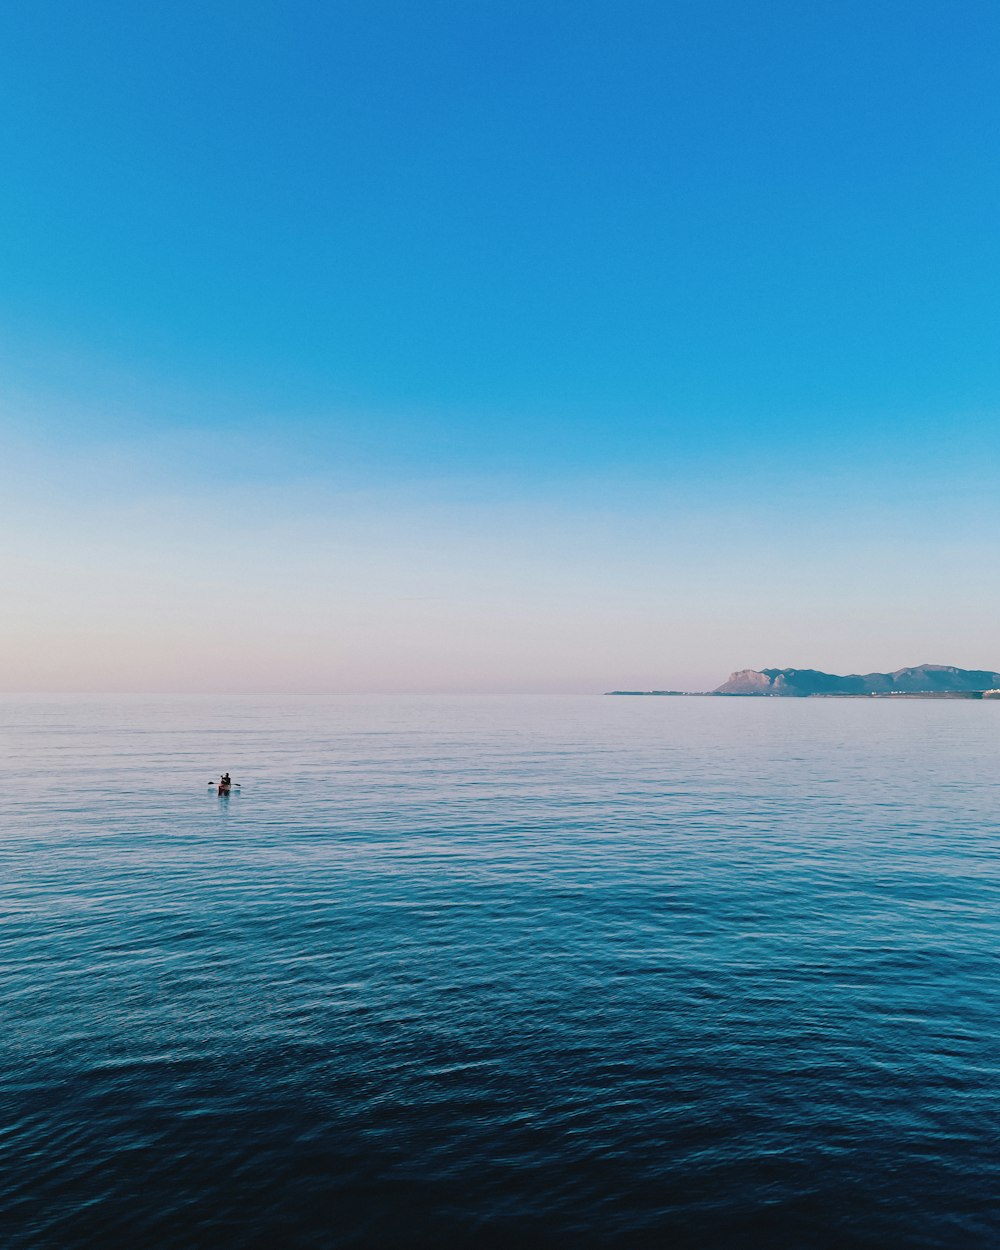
left=608, top=665, right=1000, bottom=698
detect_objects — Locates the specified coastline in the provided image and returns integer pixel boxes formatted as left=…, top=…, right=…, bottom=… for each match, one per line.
left=606, top=690, right=1000, bottom=699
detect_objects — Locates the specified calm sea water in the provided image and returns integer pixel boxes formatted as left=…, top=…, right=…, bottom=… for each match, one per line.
left=2, top=694, right=999, bottom=1248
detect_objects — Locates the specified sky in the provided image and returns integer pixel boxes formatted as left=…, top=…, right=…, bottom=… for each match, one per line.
left=1, top=0, right=999, bottom=693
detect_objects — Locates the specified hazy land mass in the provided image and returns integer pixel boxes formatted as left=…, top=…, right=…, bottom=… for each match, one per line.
left=609, top=665, right=1000, bottom=698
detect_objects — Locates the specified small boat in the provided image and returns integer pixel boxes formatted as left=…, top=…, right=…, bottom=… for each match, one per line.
left=209, top=780, right=240, bottom=794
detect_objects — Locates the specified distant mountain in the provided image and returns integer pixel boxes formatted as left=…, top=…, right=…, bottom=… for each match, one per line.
left=714, top=665, right=1000, bottom=697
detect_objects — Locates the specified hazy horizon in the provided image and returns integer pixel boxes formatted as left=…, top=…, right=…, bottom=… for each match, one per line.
left=5, top=660, right=1000, bottom=698
left=3, top=2, right=999, bottom=694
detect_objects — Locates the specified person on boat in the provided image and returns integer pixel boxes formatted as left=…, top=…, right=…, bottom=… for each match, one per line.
left=220, top=772, right=231, bottom=789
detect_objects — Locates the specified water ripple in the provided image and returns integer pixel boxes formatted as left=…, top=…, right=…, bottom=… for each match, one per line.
left=1, top=695, right=1000, bottom=1247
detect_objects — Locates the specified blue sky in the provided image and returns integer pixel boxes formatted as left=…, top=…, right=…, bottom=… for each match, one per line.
left=2, top=1, right=999, bottom=691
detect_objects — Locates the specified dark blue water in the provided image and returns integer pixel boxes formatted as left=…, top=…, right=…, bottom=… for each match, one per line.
left=2, top=694, right=1000, bottom=1248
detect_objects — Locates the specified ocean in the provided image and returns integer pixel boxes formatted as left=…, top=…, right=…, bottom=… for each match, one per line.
left=2, top=694, right=999, bottom=1248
